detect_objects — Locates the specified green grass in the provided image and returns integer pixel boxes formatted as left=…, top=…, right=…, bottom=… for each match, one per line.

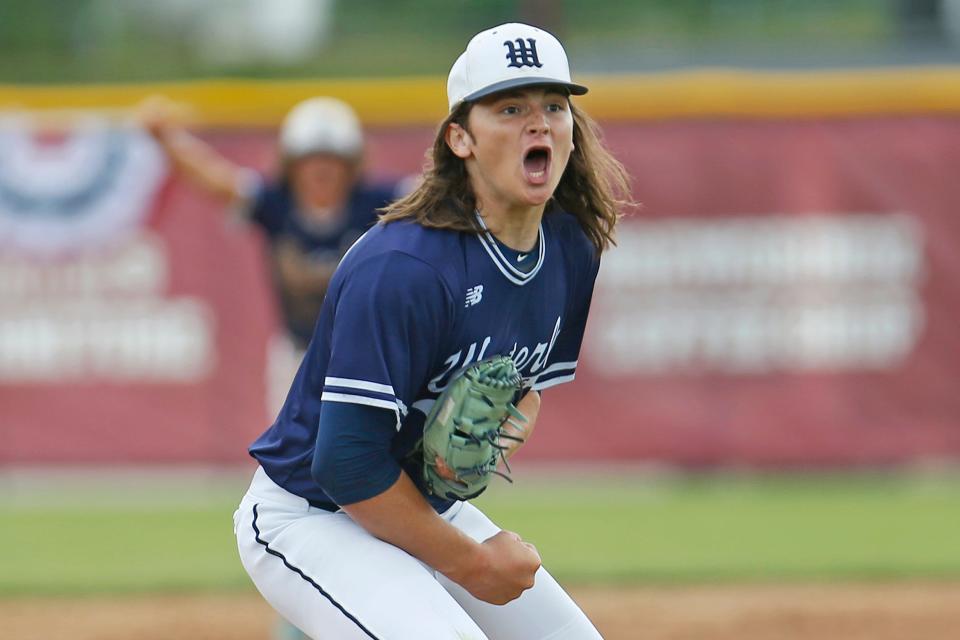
left=0, top=507, right=246, bottom=594
left=1, top=471, right=958, bottom=595
left=476, top=472, right=960, bottom=583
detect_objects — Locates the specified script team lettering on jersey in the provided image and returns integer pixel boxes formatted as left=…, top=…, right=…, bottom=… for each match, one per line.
left=428, top=315, right=562, bottom=393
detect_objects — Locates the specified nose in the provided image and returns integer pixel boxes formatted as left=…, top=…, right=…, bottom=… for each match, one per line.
left=526, top=107, right=550, bottom=135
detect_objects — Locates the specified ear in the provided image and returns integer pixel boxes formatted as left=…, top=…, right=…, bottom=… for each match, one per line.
left=445, top=122, right=473, bottom=159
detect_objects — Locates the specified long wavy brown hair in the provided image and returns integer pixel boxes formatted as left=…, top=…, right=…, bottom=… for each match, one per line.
left=379, top=97, right=632, bottom=253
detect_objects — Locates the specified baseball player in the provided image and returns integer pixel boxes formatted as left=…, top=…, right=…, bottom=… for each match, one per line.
left=141, top=97, right=401, bottom=412
left=233, top=23, right=630, bottom=640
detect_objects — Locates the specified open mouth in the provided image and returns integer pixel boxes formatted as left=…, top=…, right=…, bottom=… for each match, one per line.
left=522, top=146, right=551, bottom=184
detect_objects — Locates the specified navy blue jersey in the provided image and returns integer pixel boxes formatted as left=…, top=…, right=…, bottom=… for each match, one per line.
left=246, top=179, right=396, bottom=346
left=249, top=208, right=600, bottom=511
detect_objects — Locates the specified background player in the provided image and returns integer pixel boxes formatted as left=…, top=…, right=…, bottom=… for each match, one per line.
left=233, top=22, right=631, bottom=639
left=141, top=95, right=403, bottom=640
left=140, top=96, right=402, bottom=412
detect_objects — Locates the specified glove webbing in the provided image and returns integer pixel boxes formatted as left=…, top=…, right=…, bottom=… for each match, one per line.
left=454, top=364, right=526, bottom=483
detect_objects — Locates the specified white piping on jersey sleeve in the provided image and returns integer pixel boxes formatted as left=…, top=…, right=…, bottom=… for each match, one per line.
left=319, top=392, right=401, bottom=413
left=529, top=360, right=578, bottom=391
left=324, top=377, right=396, bottom=396
left=531, top=373, right=576, bottom=391
left=321, top=376, right=409, bottom=425
left=532, top=360, right=577, bottom=378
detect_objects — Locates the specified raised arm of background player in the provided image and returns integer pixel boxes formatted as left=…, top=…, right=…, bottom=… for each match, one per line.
left=137, top=96, right=335, bottom=299
left=138, top=96, right=252, bottom=206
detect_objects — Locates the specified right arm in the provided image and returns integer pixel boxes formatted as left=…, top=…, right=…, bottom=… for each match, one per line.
left=138, top=96, right=252, bottom=206
left=311, top=401, right=541, bottom=606
left=343, top=470, right=541, bottom=605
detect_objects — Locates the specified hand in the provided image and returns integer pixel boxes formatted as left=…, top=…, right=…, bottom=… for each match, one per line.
left=135, top=95, right=190, bottom=141
left=433, top=454, right=458, bottom=482
left=453, top=530, right=541, bottom=605
left=501, top=389, right=539, bottom=460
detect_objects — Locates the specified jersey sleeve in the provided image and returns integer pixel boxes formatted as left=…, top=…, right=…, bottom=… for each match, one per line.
left=239, top=175, right=286, bottom=238
left=311, top=401, right=403, bottom=505
left=530, top=251, right=600, bottom=392
left=321, top=250, right=455, bottom=423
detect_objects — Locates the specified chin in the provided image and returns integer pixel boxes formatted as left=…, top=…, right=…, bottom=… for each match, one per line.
left=519, top=186, right=556, bottom=207
left=515, top=196, right=548, bottom=210
left=539, top=192, right=561, bottom=207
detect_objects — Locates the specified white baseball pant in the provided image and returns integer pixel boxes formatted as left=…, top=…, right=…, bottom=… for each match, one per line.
left=234, top=467, right=603, bottom=640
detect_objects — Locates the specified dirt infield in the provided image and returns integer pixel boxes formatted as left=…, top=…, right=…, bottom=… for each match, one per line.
left=3, top=582, right=959, bottom=639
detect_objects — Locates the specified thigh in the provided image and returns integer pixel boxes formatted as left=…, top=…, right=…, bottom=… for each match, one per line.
left=440, top=502, right=604, bottom=640
left=235, top=488, right=487, bottom=640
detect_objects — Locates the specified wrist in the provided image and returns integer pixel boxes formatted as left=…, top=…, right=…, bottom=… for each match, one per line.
left=440, top=536, right=489, bottom=585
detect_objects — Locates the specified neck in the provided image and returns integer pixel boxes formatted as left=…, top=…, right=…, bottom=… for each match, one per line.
left=475, top=200, right=544, bottom=251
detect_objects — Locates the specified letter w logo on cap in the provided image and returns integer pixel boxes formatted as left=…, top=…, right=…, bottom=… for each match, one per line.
left=503, top=38, right=543, bottom=68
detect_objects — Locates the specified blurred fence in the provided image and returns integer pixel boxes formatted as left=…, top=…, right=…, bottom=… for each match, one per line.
left=1, top=70, right=959, bottom=466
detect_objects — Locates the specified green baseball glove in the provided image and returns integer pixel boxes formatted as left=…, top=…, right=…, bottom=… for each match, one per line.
left=421, top=356, right=527, bottom=501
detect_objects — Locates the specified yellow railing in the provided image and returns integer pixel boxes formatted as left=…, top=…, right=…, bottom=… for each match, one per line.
left=2, top=67, right=960, bottom=127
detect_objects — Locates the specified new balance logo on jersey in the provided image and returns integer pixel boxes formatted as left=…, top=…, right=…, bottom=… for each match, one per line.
left=503, top=38, right=543, bottom=68
left=465, top=284, right=484, bottom=307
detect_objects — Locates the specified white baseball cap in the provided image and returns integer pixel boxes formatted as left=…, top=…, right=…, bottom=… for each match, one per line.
left=279, top=97, right=363, bottom=160
left=446, top=23, right=588, bottom=111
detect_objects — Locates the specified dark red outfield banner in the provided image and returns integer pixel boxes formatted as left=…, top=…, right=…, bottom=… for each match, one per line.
left=2, top=117, right=959, bottom=465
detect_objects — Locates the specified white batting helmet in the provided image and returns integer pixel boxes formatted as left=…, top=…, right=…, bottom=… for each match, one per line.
left=279, top=97, right=363, bottom=161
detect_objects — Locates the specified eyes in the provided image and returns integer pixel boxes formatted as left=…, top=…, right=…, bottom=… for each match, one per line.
left=499, top=100, right=567, bottom=116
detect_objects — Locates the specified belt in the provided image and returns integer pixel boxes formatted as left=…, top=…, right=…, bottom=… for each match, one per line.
left=308, top=499, right=340, bottom=513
